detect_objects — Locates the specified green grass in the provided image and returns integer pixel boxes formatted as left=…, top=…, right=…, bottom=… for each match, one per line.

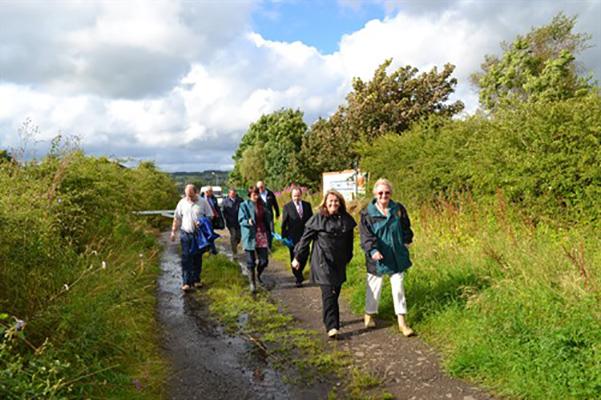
left=200, top=253, right=392, bottom=399
left=343, top=199, right=601, bottom=399
left=1, top=153, right=176, bottom=399
left=275, top=196, right=600, bottom=398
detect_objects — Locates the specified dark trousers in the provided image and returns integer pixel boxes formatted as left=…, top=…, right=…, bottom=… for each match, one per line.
left=288, top=246, right=306, bottom=284
left=245, top=248, right=268, bottom=273
left=180, top=231, right=202, bottom=285
left=320, top=285, right=342, bottom=331
left=228, top=226, right=241, bottom=254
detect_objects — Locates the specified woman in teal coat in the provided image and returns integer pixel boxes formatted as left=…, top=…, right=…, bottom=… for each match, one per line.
left=239, top=186, right=273, bottom=293
left=359, top=178, right=415, bottom=336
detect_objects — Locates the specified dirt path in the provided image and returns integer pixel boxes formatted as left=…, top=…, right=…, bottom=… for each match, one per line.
left=158, top=230, right=495, bottom=399
left=221, top=233, right=495, bottom=400
left=157, top=232, right=327, bottom=399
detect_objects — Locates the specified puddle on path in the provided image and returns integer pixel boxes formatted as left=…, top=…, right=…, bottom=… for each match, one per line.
left=157, top=232, right=327, bottom=399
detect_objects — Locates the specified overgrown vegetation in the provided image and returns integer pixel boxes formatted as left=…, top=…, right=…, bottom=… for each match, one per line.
left=229, top=59, right=463, bottom=190
left=359, top=93, right=601, bottom=225
left=342, top=197, right=601, bottom=399
left=0, top=145, right=179, bottom=399
left=264, top=13, right=600, bottom=399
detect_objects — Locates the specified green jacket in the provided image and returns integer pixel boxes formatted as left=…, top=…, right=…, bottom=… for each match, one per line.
left=359, top=199, right=413, bottom=276
left=238, top=200, right=273, bottom=251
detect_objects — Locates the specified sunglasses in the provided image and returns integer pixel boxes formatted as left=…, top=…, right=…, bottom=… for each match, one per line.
left=377, top=191, right=391, bottom=196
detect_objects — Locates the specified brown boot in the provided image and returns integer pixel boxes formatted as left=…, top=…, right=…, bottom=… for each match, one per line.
left=364, top=314, right=376, bottom=328
left=397, top=314, right=414, bottom=337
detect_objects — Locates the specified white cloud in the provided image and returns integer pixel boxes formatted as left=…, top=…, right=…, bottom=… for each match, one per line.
left=1, top=0, right=599, bottom=172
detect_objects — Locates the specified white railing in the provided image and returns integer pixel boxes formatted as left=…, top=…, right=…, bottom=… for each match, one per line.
left=133, top=210, right=175, bottom=218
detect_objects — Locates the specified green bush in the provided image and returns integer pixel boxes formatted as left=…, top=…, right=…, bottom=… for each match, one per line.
left=360, top=93, right=601, bottom=225
left=0, top=150, right=178, bottom=398
left=342, top=198, right=600, bottom=399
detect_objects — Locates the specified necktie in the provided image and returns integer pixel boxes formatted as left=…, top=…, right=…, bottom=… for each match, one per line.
left=297, top=202, right=303, bottom=218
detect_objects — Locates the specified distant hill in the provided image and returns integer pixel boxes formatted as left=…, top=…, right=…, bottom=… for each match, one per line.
left=171, top=170, right=230, bottom=193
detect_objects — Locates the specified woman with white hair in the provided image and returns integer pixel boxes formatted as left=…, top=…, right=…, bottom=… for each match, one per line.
left=359, top=178, right=415, bottom=336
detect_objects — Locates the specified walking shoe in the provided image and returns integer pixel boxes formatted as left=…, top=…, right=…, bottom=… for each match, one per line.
left=181, top=284, right=192, bottom=292
left=257, top=264, right=266, bottom=285
left=364, top=314, right=376, bottom=328
left=327, top=328, right=339, bottom=339
left=295, top=281, right=303, bottom=288
left=248, top=268, right=257, bottom=293
left=397, top=315, right=415, bottom=337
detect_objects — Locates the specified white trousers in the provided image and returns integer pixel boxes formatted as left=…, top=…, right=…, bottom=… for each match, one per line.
left=365, top=272, right=407, bottom=315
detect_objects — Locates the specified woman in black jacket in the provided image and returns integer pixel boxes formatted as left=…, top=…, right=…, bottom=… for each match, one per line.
left=292, top=190, right=356, bottom=338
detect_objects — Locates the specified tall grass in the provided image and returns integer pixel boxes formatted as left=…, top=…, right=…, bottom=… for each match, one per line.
left=0, top=150, right=178, bottom=398
left=343, top=196, right=600, bottom=399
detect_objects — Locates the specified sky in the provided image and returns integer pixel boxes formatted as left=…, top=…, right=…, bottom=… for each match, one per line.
left=1, top=0, right=600, bottom=172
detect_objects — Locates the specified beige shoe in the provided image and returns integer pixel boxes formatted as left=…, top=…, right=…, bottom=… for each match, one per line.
left=397, top=315, right=415, bottom=337
left=364, top=314, right=376, bottom=328
left=327, top=328, right=339, bottom=339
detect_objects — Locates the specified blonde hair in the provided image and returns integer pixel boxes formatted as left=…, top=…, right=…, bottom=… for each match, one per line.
left=372, top=178, right=393, bottom=195
left=318, top=189, right=347, bottom=215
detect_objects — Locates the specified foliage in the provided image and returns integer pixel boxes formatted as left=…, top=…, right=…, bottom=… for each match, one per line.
left=343, top=199, right=601, bottom=399
left=298, top=59, right=463, bottom=189
left=343, top=59, right=464, bottom=141
left=472, top=13, right=595, bottom=111
left=0, top=149, right=13, bottom=163
left=238, top=143, right=267, bottom=185
left=298, top=116, right=358, bottom=188
left=0, top=143, right=178, bottom=398
left=359, top=93, right=601, bottom=225
left=230, top=108, right=307, bottom=189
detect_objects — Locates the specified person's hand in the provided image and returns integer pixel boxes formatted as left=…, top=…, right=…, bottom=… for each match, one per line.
left=170, top=231, right=176, bottom=242
left=404, top=243, right=411, bottom=249
left=371, top=250, right=383, bottom=261
left=291, top=259, right=300, bottom=270
left=248, top=219, right=254, bottom=225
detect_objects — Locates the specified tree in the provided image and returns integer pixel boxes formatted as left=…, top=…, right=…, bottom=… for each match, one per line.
left=299, top=59, right=464, bottom=188
left=343, top=59, right=464, bottom=142
left=299, top=116, right=357, bottom=189
left=230, top=108, right=307, bottom=189
left=0, top=150, right=13, bottom=163
left=238, top=144, right=266, bottom=185
left=472, top=13, right=595, bottom=110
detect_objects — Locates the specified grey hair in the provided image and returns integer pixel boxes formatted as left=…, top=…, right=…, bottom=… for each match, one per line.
left=372, top=178, right=393, bottom=195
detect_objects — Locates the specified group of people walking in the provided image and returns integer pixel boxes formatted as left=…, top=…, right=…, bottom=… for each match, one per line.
left=171, top=178, right=415, bottom=339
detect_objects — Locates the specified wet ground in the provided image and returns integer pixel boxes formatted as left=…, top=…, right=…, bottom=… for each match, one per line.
left=156, top=232, right=328, bottom=400
left=158, top=231, right=495, bottom=399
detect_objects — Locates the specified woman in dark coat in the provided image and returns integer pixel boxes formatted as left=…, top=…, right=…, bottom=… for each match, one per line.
left=239, top=186, right=273, bottom=293
left=292, top=190, right=356, bottom=338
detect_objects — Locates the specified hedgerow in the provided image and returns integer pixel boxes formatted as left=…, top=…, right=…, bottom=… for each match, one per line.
left=0, top=149, right=178, bottom=399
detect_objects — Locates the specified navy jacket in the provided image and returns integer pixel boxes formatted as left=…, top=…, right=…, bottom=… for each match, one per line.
left=221, top=195, right=243, bottom=229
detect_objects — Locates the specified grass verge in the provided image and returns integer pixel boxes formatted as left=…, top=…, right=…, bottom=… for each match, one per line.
left=343, top=199, right=601, bottom=399
left=199, top=252, right=392, bottom=399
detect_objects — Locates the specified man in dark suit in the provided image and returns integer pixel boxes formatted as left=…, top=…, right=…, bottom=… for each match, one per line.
left=281, top=186, right=313, bottom=287
left=256, top=180, right=280, bottom=220
left=221, top=188, right=243, bottom=255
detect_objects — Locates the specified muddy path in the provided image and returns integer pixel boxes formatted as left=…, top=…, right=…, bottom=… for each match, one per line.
left=156, top=232, right=328, bottom=400
left=228, top=233, right=496, bottom=400
left=158, top=230, right=495, bottom=399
